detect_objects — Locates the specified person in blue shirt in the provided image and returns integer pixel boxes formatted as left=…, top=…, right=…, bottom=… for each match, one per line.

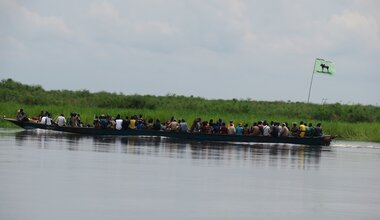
left=235, top=123, right=244, bottom=135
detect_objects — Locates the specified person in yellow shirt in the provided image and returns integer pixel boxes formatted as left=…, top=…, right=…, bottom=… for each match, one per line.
left=129, top=115, right=137, bottom=129
left=299, top=121, right=306, bottom=137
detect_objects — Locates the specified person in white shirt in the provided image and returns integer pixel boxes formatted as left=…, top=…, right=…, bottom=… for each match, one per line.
left=227, top=121, right=236, bottom=135
left=263, top=122, right=271, bottom=136
left=55, top=114, right=67, bottom=127
left=40, top=115, right=47, bottom=124
left=115, top=114, right=123, bottom=130
left=41, top=113, right=52, bottom=125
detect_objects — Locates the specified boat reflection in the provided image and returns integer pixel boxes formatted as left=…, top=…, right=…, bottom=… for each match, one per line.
left=14, top=130, right=324, bottom=169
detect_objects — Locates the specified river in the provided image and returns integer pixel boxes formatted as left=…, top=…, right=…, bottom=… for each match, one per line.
left=0, top=129, right=380, bottom=220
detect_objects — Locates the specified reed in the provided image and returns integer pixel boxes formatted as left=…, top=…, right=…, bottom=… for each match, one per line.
left=2, top=102, right=380, bottom=142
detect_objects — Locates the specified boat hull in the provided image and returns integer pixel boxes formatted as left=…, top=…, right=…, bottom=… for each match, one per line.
left=3, top=118, right=334, bottom=146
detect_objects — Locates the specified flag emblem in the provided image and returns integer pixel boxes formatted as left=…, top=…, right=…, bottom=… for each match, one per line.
left=314, top=58, right=335, bottom=75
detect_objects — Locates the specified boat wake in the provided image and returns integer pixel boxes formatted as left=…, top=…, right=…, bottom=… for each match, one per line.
left=332, top=141, right=380, bottom=149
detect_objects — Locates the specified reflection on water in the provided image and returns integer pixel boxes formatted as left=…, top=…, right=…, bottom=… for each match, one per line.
left=12, top=130, right=323, bottom=170
left=2, top=129, right=380, bottom=220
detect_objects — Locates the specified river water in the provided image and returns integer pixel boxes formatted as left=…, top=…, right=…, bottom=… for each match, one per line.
left=0, top=129, right=380, bottom=220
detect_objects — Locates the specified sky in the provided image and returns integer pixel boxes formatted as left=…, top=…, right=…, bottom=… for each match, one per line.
left=1, top=0, right=379, bottom=105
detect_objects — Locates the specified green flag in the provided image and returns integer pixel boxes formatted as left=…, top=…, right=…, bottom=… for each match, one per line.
left=314, top=58, right=335, bottom=75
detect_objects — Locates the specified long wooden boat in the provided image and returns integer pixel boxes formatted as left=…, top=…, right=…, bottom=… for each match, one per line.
left=3, top=118, right=334, bottom=146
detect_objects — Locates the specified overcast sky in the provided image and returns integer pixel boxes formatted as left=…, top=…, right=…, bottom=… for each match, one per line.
left=1, top=0, right=379, bottom=105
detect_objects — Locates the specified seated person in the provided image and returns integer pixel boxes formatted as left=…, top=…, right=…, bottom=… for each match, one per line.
left=314, top=123, right=323, bottom=136
left=55, top=114, right=67, bottom=127
left=16, top=109, right=29, bottom=121
left=280, top=123, right=289, bottom=137
left=290, top=123, right=299, bottom=137
left=235, top=123, right=244, bottom=135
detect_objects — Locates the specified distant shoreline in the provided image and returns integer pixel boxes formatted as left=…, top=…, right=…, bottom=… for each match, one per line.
left=1, top=79, right=380, bottom=143
left=1, top=103, right=380, bottom=143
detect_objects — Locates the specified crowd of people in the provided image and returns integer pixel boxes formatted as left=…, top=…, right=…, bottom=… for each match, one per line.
left=16, top=109, right=324, bottom=137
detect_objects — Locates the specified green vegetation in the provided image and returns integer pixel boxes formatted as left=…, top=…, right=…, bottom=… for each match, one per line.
left=1, top=78, right=380, bottom=142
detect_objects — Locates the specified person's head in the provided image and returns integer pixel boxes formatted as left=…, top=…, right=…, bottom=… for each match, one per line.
left=60, top=113, right=64, bottom=116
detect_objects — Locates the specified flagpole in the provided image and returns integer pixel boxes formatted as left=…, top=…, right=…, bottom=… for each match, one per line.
left=307, top=60, right=317, bottom=103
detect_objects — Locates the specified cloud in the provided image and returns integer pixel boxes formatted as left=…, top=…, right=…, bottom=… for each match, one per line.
left=330, top=10, right=380, bottom=49
left=0, top=0, right=379, bottom=104
left=88, top=1, right=123, bottom=25
left=1, top=0, right=72, bottom=36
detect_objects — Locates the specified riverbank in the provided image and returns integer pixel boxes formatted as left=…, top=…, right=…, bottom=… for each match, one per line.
left=1, top=79, right=380, bottom=142
left=2, top=102, right=380, bottom=143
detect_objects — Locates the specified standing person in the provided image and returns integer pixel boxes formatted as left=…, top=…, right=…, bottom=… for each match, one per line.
left=55, top=113, right=67, bottom=127
left=115, top=114, right=123, bottom=130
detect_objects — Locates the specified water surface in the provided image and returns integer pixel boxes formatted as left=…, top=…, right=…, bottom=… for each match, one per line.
left=0, top=129, right=380, bottom=220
